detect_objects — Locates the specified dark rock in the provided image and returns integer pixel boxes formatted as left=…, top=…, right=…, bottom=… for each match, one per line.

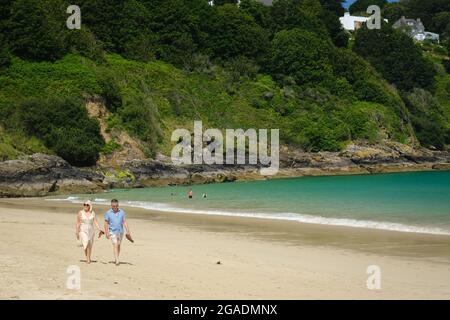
left=0, top=153, right=102, bottom=197
left=1, top=143, right=449, bottom=198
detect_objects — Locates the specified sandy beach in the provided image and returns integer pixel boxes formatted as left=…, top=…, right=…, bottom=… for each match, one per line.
left=0, top=198, right=449, bottom=300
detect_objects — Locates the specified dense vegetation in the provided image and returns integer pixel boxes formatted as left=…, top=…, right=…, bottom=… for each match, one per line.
left=349, top=0, right=387, bottom=15
left=0, top=0, right=449, bottom=166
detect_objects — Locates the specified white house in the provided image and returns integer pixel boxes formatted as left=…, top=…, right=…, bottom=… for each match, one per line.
left=339, top=12, right=388, bottom=31
left=339, top=12, right=369, bottom=31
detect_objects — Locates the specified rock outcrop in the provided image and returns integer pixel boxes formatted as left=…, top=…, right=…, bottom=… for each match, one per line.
left=1, top=144, right=449, bottom=197
left=0, top=154, right=104, bottom=197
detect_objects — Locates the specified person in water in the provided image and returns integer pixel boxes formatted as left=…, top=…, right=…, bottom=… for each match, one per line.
left=75, top=200, right=104, bottom=264
left=202, top=193, right=207, bottom=198
left=188, top=189, right=193, bottom=199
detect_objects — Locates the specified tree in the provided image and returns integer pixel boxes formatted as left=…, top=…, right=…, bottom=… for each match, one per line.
left=77, top=0, right=122, bottom=51
left=349, top=0, right=387, bottom=15
left=402, top=0, right=450, bottom=34
left=66, top=27, right=105, bottom=62
left=320, top=7, right=348, bottom=47
left=0, top=28, right=11, bottom=69
left=319, top=0, right=345, bottom=17
left=431, top=12, right=450, bottom=35
left=7, top=0, right=67, bottom=61
left=214, top=0, right=239, bottom=5
left=270, top=0, right=328, bottom=37
left=382, top=3, right=407, bottom=25
left=270, top=28, right=334, bottom=85
left=331, top=48, right=402, bottom=108
left=20, top=97, right=104, bottom=166
left=79, top=0, right=154, bottom=61
left=205, top=4, right=269, bottom=61
left=145, top=0, right=211, bottom=66
left=240, top=0, right=272, bottom=29
left=444, top=60, right=450, bottom=74
left=353, top=24, right=436, bottom=92
left=118, top=85, right=162, bottom=156
left=432, top=12, right=450, bottom=52
left=402, top=88, right=446, bottom=150
left=0, top=44, right=11, bottom=70
left=0, top=0, right=13, bottom=21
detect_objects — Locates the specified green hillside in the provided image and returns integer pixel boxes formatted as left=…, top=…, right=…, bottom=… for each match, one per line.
left=0, top=0, right=449, bottom=166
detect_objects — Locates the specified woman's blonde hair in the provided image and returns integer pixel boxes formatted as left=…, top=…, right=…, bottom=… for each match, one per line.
left=83, top=200, right=93, bottom=212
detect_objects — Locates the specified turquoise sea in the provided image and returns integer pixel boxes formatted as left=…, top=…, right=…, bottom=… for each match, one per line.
left=49, top=171, right=450, bottom=235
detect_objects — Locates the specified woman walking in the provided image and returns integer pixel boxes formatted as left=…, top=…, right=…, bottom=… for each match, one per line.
left=75, top=200, right=104, bottom=264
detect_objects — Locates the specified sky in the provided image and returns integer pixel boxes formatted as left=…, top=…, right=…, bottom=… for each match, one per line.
left=259, top=1, right=400, bottom=9
left=343, top=0, right=399, bottom=9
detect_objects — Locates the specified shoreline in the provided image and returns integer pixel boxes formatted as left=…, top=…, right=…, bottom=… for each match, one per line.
left=1, top=147, right=450, bottom=197
left=46, top=192, right=450, bottom=237
left=1, top=198, right=449, bottom=299
left=3, top=198, right=450, bottom=261
left=1, top=161, right=450, bottom=198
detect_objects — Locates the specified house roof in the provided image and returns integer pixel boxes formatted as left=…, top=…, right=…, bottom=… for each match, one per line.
left=393, top=16, right=424, bottom=30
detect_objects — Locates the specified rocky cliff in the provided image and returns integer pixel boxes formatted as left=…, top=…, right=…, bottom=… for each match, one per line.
left=0, top=154, right=104, bottom=197
left=1, top=143, right=449, bottom=198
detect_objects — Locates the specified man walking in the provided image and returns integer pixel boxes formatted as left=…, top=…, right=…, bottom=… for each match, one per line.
left=104, top=199, right=131, bottom=266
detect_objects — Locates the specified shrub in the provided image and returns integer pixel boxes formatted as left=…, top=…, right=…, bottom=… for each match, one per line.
left=223, top=56, right=260, bottom=82
left=118, top=87, right=162, bottom=156
left=0, top=47, right=11, bottom=70
left=433, top=45, right=448, bottom=56
left=102, top=140, right=122, bottom=155
left=7, top=0, right=67, bottom=61
left=20, top=97, right=104, bottom=166
left=354, top=24, right=437, bottom=91
left=205, top=4, right=269, bottom=62
left=66, top=28, right=105, bottom=63
left=402, top=88, right=446, bottom=150
left=99, top=75, right=122, bottom=112
left=270, top=28, right=334, bottom=86
left=444, top=60, right=450, bottom=74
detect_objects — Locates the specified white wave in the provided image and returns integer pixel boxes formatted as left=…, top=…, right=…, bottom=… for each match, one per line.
left=46, top=198, right=450, bottom=236
left=46, top=196, right=79, bottom=201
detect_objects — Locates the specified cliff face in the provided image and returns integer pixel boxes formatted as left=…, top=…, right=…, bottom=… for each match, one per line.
left=1, top=144, right=449, bottom=198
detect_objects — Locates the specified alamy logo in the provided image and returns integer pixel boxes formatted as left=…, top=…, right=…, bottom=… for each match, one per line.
left=66, top=265, right=81, bottom=290
left=367, top=5, right=382, bottom=30
left=66, top=5, right=81, bottom=30
left=171, top=121, right=279, bottom=175
left=366, top=265, right=381, bottom=290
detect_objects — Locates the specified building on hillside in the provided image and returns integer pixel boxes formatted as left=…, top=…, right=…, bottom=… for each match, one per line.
left=392, top=16, right=440, bottom=43
left=339, top=12, right=368, bottom=31
left=339, top=12, right=388, bottom=31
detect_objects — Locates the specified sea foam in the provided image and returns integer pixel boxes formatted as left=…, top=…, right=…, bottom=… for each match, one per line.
left=46, top=197, right=450, bottom=236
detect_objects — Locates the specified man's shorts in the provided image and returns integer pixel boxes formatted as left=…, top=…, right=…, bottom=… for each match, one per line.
left=110, top=232, right=124, bottom=245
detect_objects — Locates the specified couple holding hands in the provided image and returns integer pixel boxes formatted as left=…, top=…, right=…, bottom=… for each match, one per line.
left=76, top=199, right=133, bottom=266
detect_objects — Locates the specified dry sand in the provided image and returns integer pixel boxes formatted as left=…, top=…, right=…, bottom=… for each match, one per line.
left=0, top=198, right=449, bottom=299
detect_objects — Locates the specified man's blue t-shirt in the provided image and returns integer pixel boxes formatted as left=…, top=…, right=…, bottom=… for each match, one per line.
left=105, top=209, right=125, bottom=234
